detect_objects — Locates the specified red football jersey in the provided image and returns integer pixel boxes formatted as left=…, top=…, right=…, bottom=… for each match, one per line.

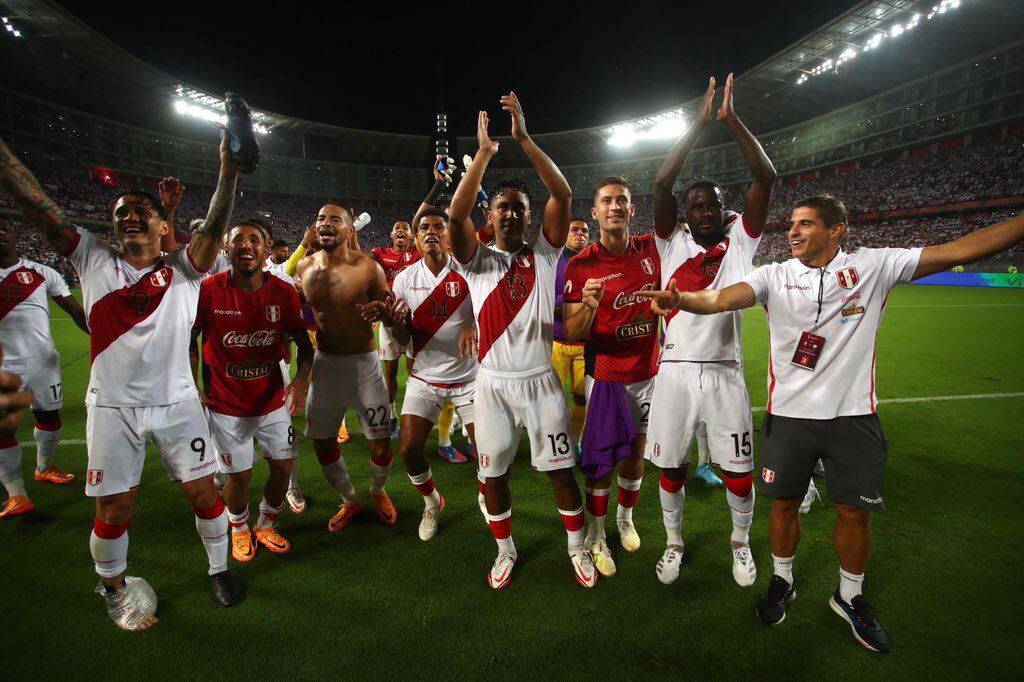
left=194, top=271, right=305, bottom=417
left=563, top=235, right=661, bottom=383
left=372, top=246, right=422, bottom=288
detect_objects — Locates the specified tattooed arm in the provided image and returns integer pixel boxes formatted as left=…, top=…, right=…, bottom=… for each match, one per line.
left=0, top=136, right=78, bottom=254
left=187, top=137, right=240, bottom=272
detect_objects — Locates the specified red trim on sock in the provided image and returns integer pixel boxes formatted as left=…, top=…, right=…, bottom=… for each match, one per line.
left=723, top=472, right=753, bottom=497
left=414, top=477, right=436, bottom=497
left=488, top=516, right=512, bottom=540
left=194, top=496, right=226, bottom=520
left=477, top=480, right=486, bottom=495
left=586, top=492, right=609, bottom=517
left=34, top=419, right=62, bottom=432
left=370, top=451, right=393, bottom=467
left=93, top=517, right=131, bottom=539
left=618, top=486, right=640, bottom=508
left=560, top=511, right=585, bottom=532
left=0, top=438, right=18, bottom=449
left=263, top=513, right=279, bottom=522
left=660, top=471, right=686, bottom=493
left=316, top=446, right=342, bottom=466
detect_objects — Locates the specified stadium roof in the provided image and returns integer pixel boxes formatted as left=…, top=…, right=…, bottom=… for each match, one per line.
left=0, top=0, right=1020, bottom=167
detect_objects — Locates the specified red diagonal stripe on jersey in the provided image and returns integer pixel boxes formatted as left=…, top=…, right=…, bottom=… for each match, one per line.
left=88, top=264, right=174, bottom=363
left=0, top=267, right=46, bottom=321
left=665, top=238, right=730, bottom=324
left=410, top=269, right=470, bottom=356
left=476, top=248, right=537, bottom=363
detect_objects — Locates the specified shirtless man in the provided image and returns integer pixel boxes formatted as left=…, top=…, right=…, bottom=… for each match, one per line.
left=296, top=204, right=399, bottom=531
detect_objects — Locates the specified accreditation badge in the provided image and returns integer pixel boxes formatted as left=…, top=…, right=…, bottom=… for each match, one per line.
left=790, top=331, right=826, bottom=370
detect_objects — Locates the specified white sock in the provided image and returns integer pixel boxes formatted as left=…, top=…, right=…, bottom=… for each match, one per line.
left=616, top=475, right=641, bottom=523
left=773, top=554, right=794, bottom=584
left=388, top=402, right=396, bottom=421
left=256, top=498, right=282, bottom=530
left=0, top=441, right=27, bottom=498
left=408, top=469, right=441, bottom=509
left=696, top=425, right=710, bottom=467
left=33, top=426, right=61, bottom=471
left=486, top=509, right=516, bottom=556
left=195, top=505, right=229, bottom=576
left=659, top=478, right=685, bottom=547
left=227, top=504, right=250, bottom=534
left=369, top=456, right=392, bottom=495
left=559, top=505, right=585, bottom=551
left=839, top=568, right=864, bottom=603
left=320, top=459, right=360, bottom=503
left=584, top=486, right=609, bottom=542
left=289, top=455, right=301, bottom=490
left=727, top=488, right=755, bottom=545
left=90, top=528, right=129, bottom=579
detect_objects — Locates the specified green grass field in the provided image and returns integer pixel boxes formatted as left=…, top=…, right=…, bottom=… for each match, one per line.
left=2, top=284, right=1023, bottom=680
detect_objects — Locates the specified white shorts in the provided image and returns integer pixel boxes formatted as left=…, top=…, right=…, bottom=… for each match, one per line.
left=378, top=322, right=410, bottom=361
left=402, top=375, right=475, bottom=425
left=305, top=350, right=391, bottom=440
left=474, top=366, right=575, bottom=477
left=645, top=361, right=753, bottom=473
left=207, top=405, right=296, bottom=474
left=84, top=396, right=217, bottom=497
left=2, top=354, right=62, bottom=411
left=584, top=375, right=655, bottom=435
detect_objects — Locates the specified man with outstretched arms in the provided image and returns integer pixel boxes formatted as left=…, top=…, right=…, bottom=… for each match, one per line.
left=552, top=219, right=590, bottom=450
left=372, top=220, right=422, bottom=436
left=561, top=177, right=659, bottom=578
left=296, top=203, right=399, bottom=533
left=192, top=220, right=313, bottom=562
left=448, top=95, right=596, bottom=590
left=377, top=208, right=479, bottom=541
left=641, top=196, right=1024, bottom=652
left=0, top=218, right=89, bottom=518
left=641, top=74, right=776, bottom=588
left=0, top=133, right=245, bottom=630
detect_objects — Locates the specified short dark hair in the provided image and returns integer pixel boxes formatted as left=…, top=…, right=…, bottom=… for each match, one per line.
left=795, top=194, right=848, bottom=227
left=416, top=208, right=449, bottom=230
left=593, top=176, right=631, bottom=198
left=489, top=177, right=532, bottom=204
left=271, top=238, right=289, bottom=249
left=235, top=218, right=272, bottom=242
left=683, top=179, right=724, bottom=199
left=110, top=188, right=167, bottom=220
left=569, top=218, right=589, bottom=226
left=322, top=202, right=350, bottom=217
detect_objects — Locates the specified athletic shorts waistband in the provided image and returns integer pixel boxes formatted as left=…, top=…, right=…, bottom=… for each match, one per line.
left=410, top=375, right=473, bottom=390
left=477, top=365, right=553, bottom=381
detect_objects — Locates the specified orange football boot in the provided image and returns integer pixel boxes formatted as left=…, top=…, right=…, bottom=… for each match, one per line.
left=0, top=496, right=34, bottom=518
left=370, top=490, right=397, bottom=525
left=254, top=527, right=291, bottom=554
left=328, top=501, right=364, bottom=532
left=231, top=529, right=256, bottom=562
left=337, top=422, right=350, bottom=444
left=34, top=467, right=76, bottom=484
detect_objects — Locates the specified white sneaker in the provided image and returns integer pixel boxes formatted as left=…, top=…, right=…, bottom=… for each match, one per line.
left=477, top=493, right=487, bottom=519
left=731, top=544, right=757, bottom=587
left=418, top=497, right=445, bottom=541
left=617, top=519, right=641, bottom=553
left=800, top=479, right=820, bottom=514
left=487, top=551, right=516, bottom=590
left=656, top=545, right=684, bottom=585
left=588, top=537, right=617, bottom=578
left=286, top=487, right=307, bottom=514
left=569, top=548, right=598, bottom=588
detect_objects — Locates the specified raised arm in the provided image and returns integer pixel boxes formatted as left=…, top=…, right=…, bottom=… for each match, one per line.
left=501, top=92, right=571, bottom=247
left=914, top=212, right=1024, bottom=280
left=0, top=136, right=77, bottom=253
left=654, top=78, right=715, bottom=239
left=717, top=73, right=776, bottom=236
left=187, top=137, right=239, bottom=271
left=635, top=279, right=756, bottom=316
left=53, top=295, right=90, bottom=335
left=410, top=156, right=454, bottom=230
left=449, top=111, right=499, bottom=263
left=158, top=177, right=186, bottom=253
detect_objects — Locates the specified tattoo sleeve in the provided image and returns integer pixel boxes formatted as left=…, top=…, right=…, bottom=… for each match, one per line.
left=188, top=166, right=238, bottom=271
left=0, top=137, right=77, bottom=252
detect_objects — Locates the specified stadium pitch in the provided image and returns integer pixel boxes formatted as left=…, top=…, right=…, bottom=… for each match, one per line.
left=2, top=283, right=1021, bottom=679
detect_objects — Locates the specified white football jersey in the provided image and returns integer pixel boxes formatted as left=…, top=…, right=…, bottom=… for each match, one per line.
left=656, top=213, right=761, bottom=363
left=0, top=258, right=69, bottom=365
left=204, top=251, right=231, bottom=278
left=743, top=247, right=922, bottom=420
left=392, top=257, right=477, bottom=384
left=264, top=259, right=293, bottom=283
left=454, top=232, right=560, bottom=374
left=66, top=226, right=205, bottom=407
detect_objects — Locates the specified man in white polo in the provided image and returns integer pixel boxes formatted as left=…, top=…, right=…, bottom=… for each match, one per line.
left=638, top=194, right=1024, bottom=653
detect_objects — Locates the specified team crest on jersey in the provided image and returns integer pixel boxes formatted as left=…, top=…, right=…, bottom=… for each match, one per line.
left=221, top=453, right=233, bottom=468
left=445, top=281, right=461, bottom=298
left=761, top=468, right=775, bottom=483
left=640, top=258, right=654, bottom=276
left=266, top=305, right=281, bottom=323
left=15, top=271, right=33, bottom=284
left=404, top=252, right=412, bottom=262
left=515, top=253, right=533, bottom=269
left=149, top=270, right=169, bottom=288
left=87, top=469, right=103, bottom=486
left=835, top=267, right=859, bottom=289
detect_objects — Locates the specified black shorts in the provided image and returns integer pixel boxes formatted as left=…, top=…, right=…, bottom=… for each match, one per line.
left=758, top=413, right=889, bottom=513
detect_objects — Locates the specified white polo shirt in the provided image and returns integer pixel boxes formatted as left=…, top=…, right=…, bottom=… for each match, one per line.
left=743, top=247, right=921, bottom=420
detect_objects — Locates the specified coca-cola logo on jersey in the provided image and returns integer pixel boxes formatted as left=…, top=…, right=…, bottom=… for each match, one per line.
left=222, top=329, right=278, bottom=348
left=612, top=283, right=655, bottom=310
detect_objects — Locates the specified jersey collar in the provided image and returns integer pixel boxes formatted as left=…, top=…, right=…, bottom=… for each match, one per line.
left=792, top=248, right=847, bottom=277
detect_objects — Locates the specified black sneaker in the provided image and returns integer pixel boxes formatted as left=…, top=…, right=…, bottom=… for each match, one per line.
left=755, top=575, right=796, bottom=625
left=829, top=590, right=892, bottom=653
left=210, top=570, right=245, bottom=607
left=222, top=92, right=260, bottom=174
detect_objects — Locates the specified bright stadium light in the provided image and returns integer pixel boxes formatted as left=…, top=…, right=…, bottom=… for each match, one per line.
left=648, top=117, right=687, bottom=139
left=172, top=88, right=273, bottom=135
left=607, top=129, right=637, bottom=147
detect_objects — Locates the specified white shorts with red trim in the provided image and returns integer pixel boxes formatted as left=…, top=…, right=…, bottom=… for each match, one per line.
left=378, top=322, right=411, bottom=361
left=84, top=395, right=216, bottom=497
left=584, top=375, right=656, bottom=435
left=305, top=350, right=391, bottom=440
left=474, top=366, right=574, bottom=477
left=208, top=405, right=296, bottom=474
left=2, top=354, right=62, bottom=411
left=401, top=376, right=475, bottom=425
left=644, top=361, right=753, bottom=473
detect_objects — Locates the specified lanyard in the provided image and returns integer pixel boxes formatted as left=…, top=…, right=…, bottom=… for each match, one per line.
left=812, top=267, right=826, bottom=331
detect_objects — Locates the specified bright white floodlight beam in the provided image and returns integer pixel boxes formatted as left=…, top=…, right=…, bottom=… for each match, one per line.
left=607, top=129, right=637, bottom=147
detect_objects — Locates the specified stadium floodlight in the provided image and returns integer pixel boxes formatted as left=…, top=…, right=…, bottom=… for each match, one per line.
left=173, top=98, right=270, bottom=135
left=648, top=117, right=687, bottom=139
left=607, top=128, right=637, bottom=147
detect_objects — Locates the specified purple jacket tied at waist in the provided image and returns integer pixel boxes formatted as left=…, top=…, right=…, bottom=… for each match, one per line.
left=581, top=379, right=637, bottom=480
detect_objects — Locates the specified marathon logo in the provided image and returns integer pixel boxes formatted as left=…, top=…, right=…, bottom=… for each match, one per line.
left=615, top=316, right=655, bottom=340
left=842, top=305, right=865, bottom=317
left=226, top=362, right=274, bottom=380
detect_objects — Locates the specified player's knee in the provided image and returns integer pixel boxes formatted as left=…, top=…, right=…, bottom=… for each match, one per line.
left=95, top=494, right=134, bottom=525
left=835, top=503, right=871, bottom=525
left=228, top=468, right=254, bottom=486
left=315, top=443, right=342, bottom=466
left=267, top=458, right=292, bottom=478
left=32, top=409, right=61, bottom=427
left=722, top=471, right=753, bottom=497
left=369, top=442, right=393, bottom=467
left=661, top=466, right=688, bottom=483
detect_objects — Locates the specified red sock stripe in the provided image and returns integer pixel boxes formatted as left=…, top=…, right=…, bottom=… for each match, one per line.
left=660, top=471, right=686, bottom=493
left=263, top=513, right=279, bottom=522
left=585, top=492, right=609, bottom=517
left=0, top=438, right=18, bottom=449
left=414, top=477, right=436, bottom=497
left=618, top=486, right=640, bottom=508
left=316, top=446, right=342, bottom=466
left=477, top=480, right=486, bottom=495
left=560, top=511, right=585, bottom=533
left=488, top=516, right=512, bottom=540
left=93, top=517, right=131, bottom=539
left=370, top=451, right=394, bottom=467
left=194, top=496, right=226, bottom=520
left=723, top=472, right=753, bottom=497
left=34, top=419, right=62, bottom=432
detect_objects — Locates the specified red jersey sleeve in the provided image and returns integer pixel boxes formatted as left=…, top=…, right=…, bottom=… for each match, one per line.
left=194, top=278, right=210, bottom=331
left=562, top=255, right=587, bottom=304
